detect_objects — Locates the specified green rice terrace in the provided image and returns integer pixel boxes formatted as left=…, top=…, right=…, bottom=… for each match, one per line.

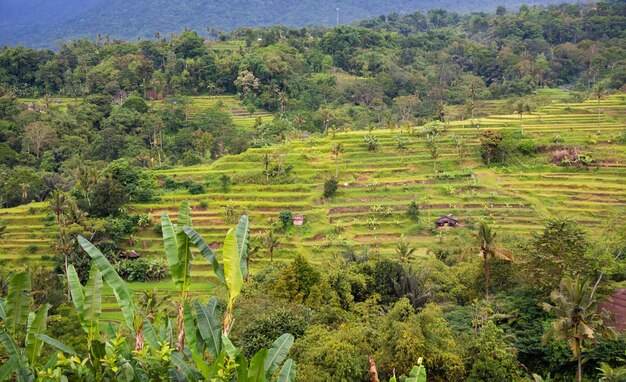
left=2, top=90, right=625, bottom=322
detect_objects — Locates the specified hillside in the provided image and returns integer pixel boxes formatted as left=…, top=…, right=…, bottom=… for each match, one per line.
left=1, top=0, right=578, bottom=48
left=0, top=4, right=624, bottom=378
left=1, top=89, right=624, bottom=322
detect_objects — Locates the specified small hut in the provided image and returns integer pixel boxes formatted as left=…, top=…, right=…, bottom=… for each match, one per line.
left=146, top=90, right=158, bottom=100
left=293, top=214, right=305, bottom=226
left=119, top=250, right=141, bottom=259
left=435, top=214, right=458, bottom=227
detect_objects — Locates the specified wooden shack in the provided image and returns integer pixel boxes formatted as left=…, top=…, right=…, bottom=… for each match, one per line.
left=119, top=250, right=141, bottom=259
left=435, top=214, right=458, bottom=227
left=293, top=214, right=305, bottom=226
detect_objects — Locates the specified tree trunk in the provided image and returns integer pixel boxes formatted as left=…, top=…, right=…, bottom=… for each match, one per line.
left=64, top=253, right=71, bottom=300
left=597, top=99, right=601, bottom=135
left=577, top=346, right=582, bottom=382
left=177, top=302, right=185, bottom=352
left=335, top=156, right=339, bottom=178
left=484, top=255, right=490, bottom=299
left=520, top=114, right=524, bottom=135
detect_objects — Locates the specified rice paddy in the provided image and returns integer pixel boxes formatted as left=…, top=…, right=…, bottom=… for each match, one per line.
left=2, top=90, right=625, bottom=322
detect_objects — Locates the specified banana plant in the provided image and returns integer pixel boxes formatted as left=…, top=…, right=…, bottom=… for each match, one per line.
left=184, top=214, right=249, bottom=336
left=77, top=235, right=137, bottom=336
left=161, top=202, right=195, bottom=351
left=389, top=358, right=427, bottom=382
left=67, top=263, right=102, bottom=347
left=77, top=234, right=168, bottom=358
left=0, top=272, right=76, bottom=381
left=72, top=206, right=295, bottom=381
left=161, top=202, right=194, bottom=299
left=197, top=333, right=296, bottom=382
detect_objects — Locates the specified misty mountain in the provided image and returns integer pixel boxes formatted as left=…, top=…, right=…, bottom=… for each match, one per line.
left=0, top=0, right=579, bottom=49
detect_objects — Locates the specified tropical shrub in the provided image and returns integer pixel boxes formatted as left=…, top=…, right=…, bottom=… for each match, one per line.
left=323, top=177, right=339, bottom=198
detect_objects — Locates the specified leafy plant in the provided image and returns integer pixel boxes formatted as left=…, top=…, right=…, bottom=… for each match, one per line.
left=364, top=135, right=379, bottom=151
left=406, top=201, right=420, bottom=223
left=0, top=272, right=72, bottom=380
left=323, top=178, right=338, bottom=198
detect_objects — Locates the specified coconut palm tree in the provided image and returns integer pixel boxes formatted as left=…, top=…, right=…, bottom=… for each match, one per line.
left=49, top=190, right=69, bottom=225
left=74, top=166, right=99, bottom=206
left=330, top=142, right=344, bottom=178
left=542, top=277, right=616, bottom=382
left=594, top=83, right=606, bottom=134
left=475, top=222, right=514, bottom=299
left=396, top=234, right=416, bottom=265
left=513, top=98, right=532, bottom=135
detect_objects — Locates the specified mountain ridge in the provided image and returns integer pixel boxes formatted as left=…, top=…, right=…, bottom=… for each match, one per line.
left=1, top=0, right=579, bottom=49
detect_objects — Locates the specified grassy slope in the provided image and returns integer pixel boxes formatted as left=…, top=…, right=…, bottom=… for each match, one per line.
left=3, top=90, right=625, bottom=322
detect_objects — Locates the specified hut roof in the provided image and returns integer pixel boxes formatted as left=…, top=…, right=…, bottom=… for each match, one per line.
left=436, top=214, right=457, bottom=223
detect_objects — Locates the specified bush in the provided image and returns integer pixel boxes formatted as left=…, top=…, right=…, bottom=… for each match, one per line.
left=278, top=210, right=293, bottom=229
left=122, top=96, right=149, bottom=113
left=181, top=151, right=203, bottom=166
left=114, top=258, right=167, bottom=282
left=323, top=178, right=338, bottom=198
left=163, top=178, right=183, bottom=190
left=115, top=259, right=151, bottom=282
left=517, top=140, right=536, bottom=155
left=406, top=201, right=420, bottom=223
left=551, top=147, right=579, bottom=165
left=363, top=135, right=379, bottom=151
left=187, top=182, right=206, bottom=195
left=240, top=310, right=309, bottom=358
left=219, top=174, right=231, bottom=192
left=137, top=214, right=153, bottom=228
left=88, top=178, right=126, bottom=217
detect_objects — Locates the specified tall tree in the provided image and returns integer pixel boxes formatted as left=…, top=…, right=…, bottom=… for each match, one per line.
left=594, top=83, right=605, bottom=135
left=395, top=234, right=416, bottom=265
left=23, top=121, right=56, bottom=158
left=542, top=277, right=616, bottom=382
left=264, top=229, right=281, bottom=263
left=513, top=98, right=532, bottom=136
left=48, top=190, right=69, bottom=225
left=330, top=142, right=344, bottom=178
left=474, top=222, right=514, bottom=299
left=74, top=166, right=99, bottom=207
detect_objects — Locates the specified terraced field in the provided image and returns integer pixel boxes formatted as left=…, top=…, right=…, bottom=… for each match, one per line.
left=151, top=95, right=274, bottom=128
left=1, top=90, right=624, bottom=322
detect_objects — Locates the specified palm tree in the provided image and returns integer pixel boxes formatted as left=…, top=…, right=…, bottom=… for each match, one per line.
left=542, top=277, right=616, bottom=382
left=49, top=190, right=70, bottom=225
left=425, top=133, right=439, bottom=172
left=74, top=166, right=98, bottom=206
left=263, top=154, right=271, bottom=184
left=474, top=222, right=514, bottom=299
left=513, top=98, right=532, bottom=135
left=594, top=84, right=605, bottom=135
left=264, top=229, right=281, bottom=263
left=396, top=234, right=416, bottom=265
left=330, top=142, right=344, bottom=178
left=277, top=91, right=288, bottom=113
